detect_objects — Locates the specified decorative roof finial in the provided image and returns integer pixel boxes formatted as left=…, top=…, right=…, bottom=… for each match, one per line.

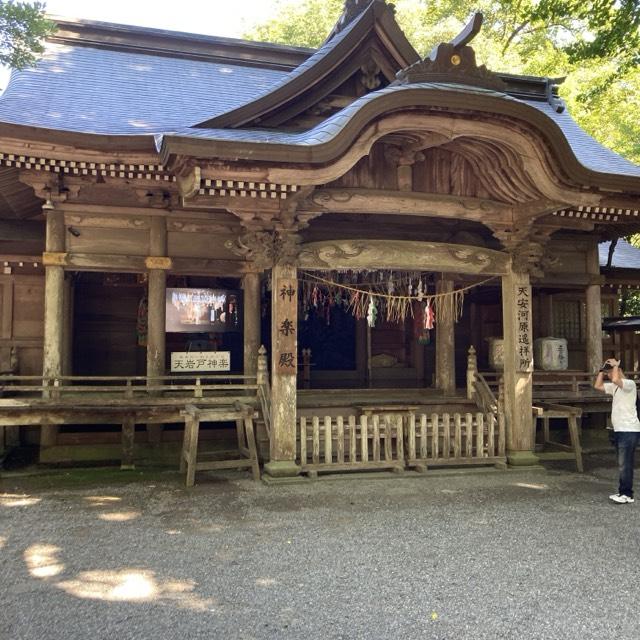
left=325, top=1, right=389, bottom=41
left=395, top=12, right=507, bottom=92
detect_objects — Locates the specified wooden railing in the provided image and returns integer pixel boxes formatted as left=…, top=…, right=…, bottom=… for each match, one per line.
left=256, top=345, right=271, bottom=439
left=298, top=409, right=506, bottom=476
left=466, top=345, right=500, bottom=416
left=0, top=345, right=275, bottom=460
left=0, top=374, right=260, bottom=402
left=474, top=372, right=498, bottom=415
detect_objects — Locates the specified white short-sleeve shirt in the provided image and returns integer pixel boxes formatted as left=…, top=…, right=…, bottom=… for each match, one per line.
left=604, top=379, right=640, bottom=431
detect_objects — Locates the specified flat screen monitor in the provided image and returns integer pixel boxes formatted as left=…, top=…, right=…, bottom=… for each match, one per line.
left=165, top=288, right=241, bottom=333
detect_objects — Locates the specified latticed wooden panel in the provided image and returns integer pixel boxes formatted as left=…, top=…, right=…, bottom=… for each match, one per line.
left=298, top=411, right=505, bottom=474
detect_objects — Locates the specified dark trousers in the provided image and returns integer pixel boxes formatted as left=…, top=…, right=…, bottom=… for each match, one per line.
left=614, top=431, right=640, bottom=498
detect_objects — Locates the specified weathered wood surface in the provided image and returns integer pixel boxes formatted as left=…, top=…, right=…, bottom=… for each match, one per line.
left=180, top=403, right=260, bottom=486
left=533, top=401, right=583, bottom=472
left=298, top=239, right=508, bottom=274
left=298, top=409, right=505, bottom=475
left=501, top=268, right=534, bottom=454
left=270, top=264, right=298, bottom=464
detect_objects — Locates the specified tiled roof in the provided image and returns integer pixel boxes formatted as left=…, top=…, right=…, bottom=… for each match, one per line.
left=162, top=82, right=640, bottom=181
left=0, top=18, right=638, bottom=186
left=525, top=101, right=640, bottom=178
left=0, top=42, right=288, bottom=134
left=194, top=6, right=383, bottom=128
left=600, top=238, right=640, bottom=270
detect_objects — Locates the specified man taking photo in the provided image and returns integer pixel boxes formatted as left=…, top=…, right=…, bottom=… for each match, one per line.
left=594, top=358, right=640, bottom=504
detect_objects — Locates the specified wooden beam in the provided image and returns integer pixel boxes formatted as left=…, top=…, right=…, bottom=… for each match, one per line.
left=301, top=188, right=513, bottom=223
left=299, top=239, right=509, bottom=275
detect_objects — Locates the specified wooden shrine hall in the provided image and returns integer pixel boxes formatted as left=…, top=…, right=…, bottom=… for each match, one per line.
left=1, top=0, right=640, bottom=479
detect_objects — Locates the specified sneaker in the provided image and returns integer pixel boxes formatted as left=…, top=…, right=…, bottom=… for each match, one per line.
left=609, top=494, right=635, bottom=504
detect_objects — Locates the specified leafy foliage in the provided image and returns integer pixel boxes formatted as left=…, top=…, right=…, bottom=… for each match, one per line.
left=0, top=1, right=54, bottom=70
left=244, top=0, right=640, bottom=165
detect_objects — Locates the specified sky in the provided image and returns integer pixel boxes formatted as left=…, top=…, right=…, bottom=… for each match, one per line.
left=43, top=0, right=284, bottom=38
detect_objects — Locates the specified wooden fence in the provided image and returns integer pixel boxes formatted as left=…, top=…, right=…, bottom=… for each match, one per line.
left=298, top=410, right=505, bottom=476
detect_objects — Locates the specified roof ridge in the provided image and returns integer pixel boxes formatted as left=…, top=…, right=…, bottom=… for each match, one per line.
left=46, top=16, right=314, bottom=71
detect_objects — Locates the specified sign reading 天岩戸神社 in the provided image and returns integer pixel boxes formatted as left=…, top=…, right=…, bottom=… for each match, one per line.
left=170, top=351, right=231, bottom=372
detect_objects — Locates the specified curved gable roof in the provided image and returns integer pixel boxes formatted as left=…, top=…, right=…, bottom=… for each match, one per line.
left=160, top=83, right=640, bottom=192
left=194, top=0, right=419, bottom=129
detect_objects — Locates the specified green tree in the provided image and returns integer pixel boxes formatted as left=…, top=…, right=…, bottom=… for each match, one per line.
left=248, top=0, right=343, bottom=48
left=0, top=1, right=54, bottom=70
left=525, top=0, right=640, bottom=75
left=244, top=0, right=640, bottom=165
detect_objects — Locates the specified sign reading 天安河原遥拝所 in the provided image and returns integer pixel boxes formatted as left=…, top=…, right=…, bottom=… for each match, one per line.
left=170, top=351, right=231, bottom=372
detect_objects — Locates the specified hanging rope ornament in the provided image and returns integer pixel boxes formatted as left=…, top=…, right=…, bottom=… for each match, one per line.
left=300, top=271, right=496, bottom=325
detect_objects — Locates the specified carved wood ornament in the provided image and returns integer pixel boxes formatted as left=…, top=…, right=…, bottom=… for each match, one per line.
left=226, top=231, right=301, bottom=269
left=395, top=13, right=506, bottom=92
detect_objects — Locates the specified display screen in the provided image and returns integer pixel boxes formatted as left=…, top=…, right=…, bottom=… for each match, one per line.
left=165, top=288, right=241, bottom=333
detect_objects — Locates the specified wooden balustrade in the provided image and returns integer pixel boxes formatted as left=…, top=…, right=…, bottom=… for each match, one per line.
left=298, top=409, right=505, bottom=476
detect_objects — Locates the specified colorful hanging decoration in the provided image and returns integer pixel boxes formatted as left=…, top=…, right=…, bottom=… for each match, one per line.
left=300, top=270, right=496, bottom=328
left=424, top=299, right=435, bottom=330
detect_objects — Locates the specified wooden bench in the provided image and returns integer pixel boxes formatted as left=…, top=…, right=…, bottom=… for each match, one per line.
left=533, top=402, right=583, bottom=472
left=0, top=396, right=259, bottom=471
left=180, top=403, right=260, bottom=486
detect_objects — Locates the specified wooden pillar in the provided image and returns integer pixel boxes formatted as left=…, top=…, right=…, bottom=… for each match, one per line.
left=62, top=274, right=74, bottom=376
left=41, top=209, right=65, bottom=449
left=146, top=217, right=167, bottom=445
left=242, top=271, right=261, bottom=377
left=585, top=241, right=603, bottom=373
left=43, top=209, right=65, bottom=382
left=466, top=345, right=477, bottom=401
left=501, top=266, right=537, bottom=466
left=435, top=276, right=455, bottom=395
left=264, top=263, right=300, bottom=478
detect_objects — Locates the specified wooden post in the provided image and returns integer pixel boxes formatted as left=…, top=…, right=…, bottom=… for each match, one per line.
left=242, top=271, right=261, bottom=377
left=585, top=241, right=603, bottom=373
left=41, top=209, right=65, bottom=450
left=43, top=209, right=65, bottom=383
left=146, top=216, right=167, bottom=446
left=501, top=265, right=538, bottom=466
left=257, top=344, right=268, bottom=387
left=435, top=276, right=455, bottom=395
left=466, top=345, right=477, bottom=401
left=264, top=263, right=300, bottom=478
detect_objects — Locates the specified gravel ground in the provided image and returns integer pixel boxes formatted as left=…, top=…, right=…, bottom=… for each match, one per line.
left=1, top=455, right=639, bottom=640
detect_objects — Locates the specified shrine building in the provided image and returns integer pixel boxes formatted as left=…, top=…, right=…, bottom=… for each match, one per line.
left=1, top=0, right=639, bottom=480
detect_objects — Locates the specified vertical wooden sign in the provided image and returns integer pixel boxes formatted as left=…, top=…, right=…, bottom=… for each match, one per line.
left=273, top=265, right=297, bottom=375
left=516, top=285, right=533, bottom=372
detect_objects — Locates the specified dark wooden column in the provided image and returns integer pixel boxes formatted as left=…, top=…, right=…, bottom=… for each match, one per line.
left=501, top=264, right=537, bottom=466
left=41, top=208, right=66, bottom=450
left=264, top=262, right=300, bottom=478
left=585, top=241, right=603, bottom=373
left=146, top=216, right=168, bottom=445
left=435, top=276, right=455, bottom=394
left=242, top=270, right=261, bottom=377
left=43, top=209, right=65, bottom=383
